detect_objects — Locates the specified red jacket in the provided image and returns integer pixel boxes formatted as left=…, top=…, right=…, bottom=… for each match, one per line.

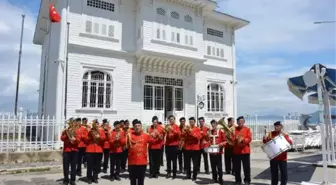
left=148, top=126, right=164, bottom=150
left=61, top=128, right=81, bottom=152
left=103, top=127, right=112, bottom=149
left=200, top=126, right=210, bottom=149
left=209, top=129, right=226, bottom=155
left=83, top=127, right=107, bottom=153
left=233, top=126, right=252, bottom=155
left=78, top=126, right=88, bottom=148
left=165, top=123, right=181, bottom=146
left=109, top=129, right=126, bottom=153
left=127, top=132, right=151, bottom=165
left=183, top=126, right=202, bottom=151
left=263, top=131, right=293, bottom=161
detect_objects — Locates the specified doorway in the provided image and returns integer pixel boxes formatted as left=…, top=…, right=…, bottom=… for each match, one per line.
left=164, top=86, right=174, bottom=119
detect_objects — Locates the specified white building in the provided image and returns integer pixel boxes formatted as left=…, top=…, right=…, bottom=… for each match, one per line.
left=33, top=0, right=248, bottom=124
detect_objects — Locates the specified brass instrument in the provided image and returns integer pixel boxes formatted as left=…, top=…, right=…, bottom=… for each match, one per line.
left=164, top=124, right=173, bottom=133
left=218, top=118, right=236, bottom=145
left=89, top=120, right=100, bottom=144
left=126, top=132, right=135, bottom=149
left=65, top=119, right=77, bottom=144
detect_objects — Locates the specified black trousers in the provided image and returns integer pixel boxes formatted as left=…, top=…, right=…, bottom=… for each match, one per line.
left=165, top=145, right=178, bottom=174
left=270, top=160, right=288, bottom=185
left=184, top=150, right=199, bottom=179
left=224, top=147, right=234, bottom=173
left=103, top=149, right=109, bottom=170
left=86, top=153, right=103, bottom=180
left=121, top=148, right=128, bottom=170
left=198, top=148, right=209, bottom=172
left=177, top=149, right=185, bottom=171
left=210, top=154, right=223, bottom=181
left=234, top=154, right=251, bottom=183
left=128, top=165, right=147, bottom=185
left=76, top=147, right=86, bottom=173
left=63, top=151, right=78, bottom=182
left=149, top=149, right=161, bottom=175
left=160, top=145, right=164, bottom=166
left=110, top=152, right=122, bottom=177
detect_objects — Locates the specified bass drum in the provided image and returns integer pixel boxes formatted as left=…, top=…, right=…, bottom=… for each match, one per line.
left=205, top=145, right=221, bottom=154
left=261, top=134, right=291, bottom=160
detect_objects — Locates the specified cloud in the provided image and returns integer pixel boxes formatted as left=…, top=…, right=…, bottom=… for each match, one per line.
left=218, top=0, right=336, bottom=116
left=220, top=0, right=336, bottom=53
left=0, top=0, right=41, bottom=112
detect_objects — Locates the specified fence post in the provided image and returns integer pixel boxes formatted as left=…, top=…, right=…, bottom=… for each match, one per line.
left=17, top=107, right=23, bottom=152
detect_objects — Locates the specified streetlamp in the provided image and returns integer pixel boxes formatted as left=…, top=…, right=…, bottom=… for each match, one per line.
left=196, top=95, right=205, bottom=126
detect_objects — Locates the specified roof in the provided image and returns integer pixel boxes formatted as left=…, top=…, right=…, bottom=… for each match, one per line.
left=205, top=10, right=250, bottom=30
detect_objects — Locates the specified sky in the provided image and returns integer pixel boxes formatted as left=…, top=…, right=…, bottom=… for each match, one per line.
left=0, top=0, right=335, bottom=116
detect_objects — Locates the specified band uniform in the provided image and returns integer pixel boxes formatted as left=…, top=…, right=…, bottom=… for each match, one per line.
left=198, top=117, right=210, bottom=174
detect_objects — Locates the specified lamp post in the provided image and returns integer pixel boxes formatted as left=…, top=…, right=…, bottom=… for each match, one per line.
left=196, top=95, right=205, bottom=126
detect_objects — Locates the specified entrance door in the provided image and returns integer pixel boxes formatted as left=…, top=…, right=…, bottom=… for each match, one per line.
left=165, top=86, right=174, bottom=119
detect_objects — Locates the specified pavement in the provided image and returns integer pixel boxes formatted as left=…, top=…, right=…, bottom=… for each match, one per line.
left=0, top=149, right=335, bottom=185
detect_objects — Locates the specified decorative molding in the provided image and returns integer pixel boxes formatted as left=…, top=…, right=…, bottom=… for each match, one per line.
left=79, top=33, right=120, bottom=43
left=206, top=78, right=226, bottom=84
left=80, top=62, right=116, bottom=71
left=204, top=55, right=228, bottom=62
left=75, top=108, right=117, bottom=114
left=151, top=39, right=198, bottom=51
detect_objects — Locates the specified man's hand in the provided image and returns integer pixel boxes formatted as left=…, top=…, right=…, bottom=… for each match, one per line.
left=95, top=134, right=100, bottom=138
left=70, top=137, right=76, bottom=143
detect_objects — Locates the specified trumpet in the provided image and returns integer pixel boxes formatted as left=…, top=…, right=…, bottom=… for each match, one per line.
left=164, top=124, right=172, bottom=133
left=126, top=132, right=135, bottom=149
left=65, top=119, right=77, bottom=144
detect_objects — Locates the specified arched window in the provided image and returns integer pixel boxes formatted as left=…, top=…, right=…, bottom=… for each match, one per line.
left=171, top=11, right=179, bottom=19
left=184, top=15, right=192, bottom=23
left=207, top=83, right=225, bottom=112
left=82, top=71, right=113, bottom=108
left=156, top=8, right=166, bottom=16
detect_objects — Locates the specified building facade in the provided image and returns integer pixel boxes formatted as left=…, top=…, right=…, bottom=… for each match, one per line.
left=33, top=0, right=248, bottom=124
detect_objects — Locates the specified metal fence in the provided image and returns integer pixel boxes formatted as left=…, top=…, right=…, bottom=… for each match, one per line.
left=0, top=112, right=300, bottom=153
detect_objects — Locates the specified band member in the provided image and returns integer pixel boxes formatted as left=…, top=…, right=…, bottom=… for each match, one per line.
left=83, top=119, right=106, bottom=184
left=198, top=117, right=210, bottom=174
left=119, top=119, right=127, bottom=172
left=102, top=119, right=110, bottom=173
left=165, top=115, right=181, bottom=179
left=225, top=117, right=235, bottom=175
left=122, top=119, right=130, bottom=172
left=209, top=119, right=226, bottom=184
left=108, top=121, right=126, bottom=181
left=126, top=119, right=151, bottom=185
left=148, top=116, right=164, bottom=178
left=158, top=121, right=164, bottom=167
left=263, top=121, right=292, bottom=185
left=178, top=117, right=186, bottom=174
left=183, top=117, right=202, bottom=181
left=61, top=118, right=81, bottom=185
left=233, top=116, right=252, bottom=185
left=76, top=118, right=88, bottom=176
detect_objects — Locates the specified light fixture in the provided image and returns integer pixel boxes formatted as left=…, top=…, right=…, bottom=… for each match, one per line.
left=198, top=101, right=205, bottom=109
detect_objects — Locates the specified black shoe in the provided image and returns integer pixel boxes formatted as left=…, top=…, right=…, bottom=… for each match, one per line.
left=213, top=179, right=218, bottom=183
left=110, top=176, right=114, bottom=181
left=93, top=179, right=98, bottom=184
left=70, top=181, right=76, bottom=185
left=192, top=178, right=196, bottom=181
left=166, top=173, right=171, bottom=178
left=244, top=182, right=250, bottom=185
left=115, top=176, right=121, bottom=181
left=87, top=180, right=92, bottom=184
left=218, top=179, right=223, bottom=184
left=62, top=181, right=69, bottom=185
left=172, top=174, right=176, bottom=179
left=184, top=176, right=191, bottom=180
left=234, top=182, right=242, bottom=185
left=76, top=171, right=82, bottom=176
left=153, top=174, right=158, bottom=178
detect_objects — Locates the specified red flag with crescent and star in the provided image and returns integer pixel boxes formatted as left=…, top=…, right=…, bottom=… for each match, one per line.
left=49, top=3, right=61, bottom=23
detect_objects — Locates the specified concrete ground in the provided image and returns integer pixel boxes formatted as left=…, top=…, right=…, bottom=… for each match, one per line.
left=0, top=150, right=335, bottom=185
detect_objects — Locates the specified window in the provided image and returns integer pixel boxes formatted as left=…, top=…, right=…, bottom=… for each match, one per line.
left=176, top=33, right=180, bottom=43
left=101, top=24, right=106, bottom=35
left=171, top=11, right=179, bottom=19
left=94, top=23, right=99, bottom=34
left=87, top=0, right=115, bottom=12
left=144, top=85, right=153, bottom=110
left=220, top=49, right=224, bottom=58
left=207, top=83, right=225, bottom=112
left=156, top=8, right=166, bottom=16
left=207, top=28, right=223, bottom=38
left=155, top=86, right=164, bottom=110
left=82, top=71, right=113, bottom=109
left=175, top=88, right=183, bottom=111
left=108, top=25, right=114, bottom=37
left=212, top=47, right=215, bottom=55
left=207, top=46, right=211, bottom=55
left=217, top=48, right=220, bottom=57
left=85, top=20, right=92, bottom=33
left=157, top=29, right=160, bottom=39
left=184, top=15, right=192, bottom=23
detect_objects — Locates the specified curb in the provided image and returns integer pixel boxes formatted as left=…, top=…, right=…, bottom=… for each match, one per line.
left=0, top=165, right=62, bottom=175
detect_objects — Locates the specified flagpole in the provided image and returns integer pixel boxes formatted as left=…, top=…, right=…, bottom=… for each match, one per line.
left=64, top=22, right=70, bottom=120
left=14, top=14, right=25, bottom=116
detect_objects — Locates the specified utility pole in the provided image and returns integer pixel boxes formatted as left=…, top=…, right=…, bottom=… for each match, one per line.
left=14, top=14, right=25, bottom=116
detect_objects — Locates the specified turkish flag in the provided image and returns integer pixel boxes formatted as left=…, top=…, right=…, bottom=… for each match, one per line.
left=49, top=3, right=61, bottom=23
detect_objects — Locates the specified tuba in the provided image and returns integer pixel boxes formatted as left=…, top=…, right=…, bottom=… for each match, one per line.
left=65, top=119, right=77, bottom=144
left=164, top=124, right=173, bottom=134
left=218, top=118, right=236, bottom=145
left=90, top=120, right=100, bottom=144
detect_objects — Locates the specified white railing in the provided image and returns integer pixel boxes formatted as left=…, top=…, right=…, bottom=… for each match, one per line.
left=0, top=111, right=300, bottom=153
left=0, top=111, right=64, bottom=153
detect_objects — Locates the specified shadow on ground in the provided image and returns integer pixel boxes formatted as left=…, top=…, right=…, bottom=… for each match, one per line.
left=2, top=177, right=62, bottom=185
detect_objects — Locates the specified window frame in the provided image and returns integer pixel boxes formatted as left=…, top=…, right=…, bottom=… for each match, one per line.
left=207, top=83, right=225, bottom=112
